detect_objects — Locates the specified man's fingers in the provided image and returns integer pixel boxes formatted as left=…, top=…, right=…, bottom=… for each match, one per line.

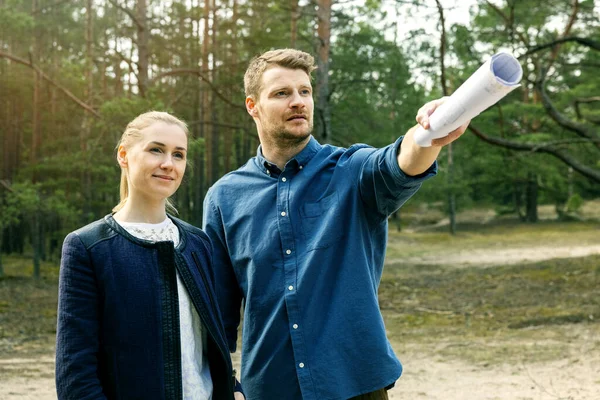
left=415, top=98, right=449, bottom=129
left=430, top=121, right=469, bottom=146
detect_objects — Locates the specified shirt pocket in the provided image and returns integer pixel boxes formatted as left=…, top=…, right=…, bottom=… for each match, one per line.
left=300, top=192, right=343, bottom=251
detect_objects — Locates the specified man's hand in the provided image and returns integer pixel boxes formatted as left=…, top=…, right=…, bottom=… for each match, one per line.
left=415, top=97, right=470, bottom=146
left=234, top=391, right=245, bottom=400
left=398, top=96, right=471, bottom=176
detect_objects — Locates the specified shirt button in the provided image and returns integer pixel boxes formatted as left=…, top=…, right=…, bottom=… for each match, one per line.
left=299, top=165, right=303, bottom=170
left=286, top=249, right=291, bottom=255
left=293, top=324, right=298, bottom=329
left=282, top=177, right=287, bottom=182
left=288, top=285, right=294, bottom=291
left=299, top=363, right=305, bottom=368
left=281, top=211, right=286, bottom=216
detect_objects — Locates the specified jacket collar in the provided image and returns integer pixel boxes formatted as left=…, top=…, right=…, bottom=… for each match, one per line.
left=104, top=214, right=187, bottom=250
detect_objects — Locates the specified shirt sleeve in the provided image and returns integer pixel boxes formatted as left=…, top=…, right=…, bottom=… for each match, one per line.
left=357, top=136, right=437, bottom=220
left=55, top=233, right=107, bottom=400
left=202, top=192, right=243, bottom=353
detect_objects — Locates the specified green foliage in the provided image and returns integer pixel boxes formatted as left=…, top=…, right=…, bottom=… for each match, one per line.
left=0, top=8, right=33, bottom=33
left=330, top=20, right=424, bottom=147
left=566, top=194, right=584, bottom=213
left=1, top=0, right=599, bottom=262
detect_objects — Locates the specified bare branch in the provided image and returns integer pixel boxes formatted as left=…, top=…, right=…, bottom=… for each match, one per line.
left=519, top=36, right=600, bottom=59
left=30, top=0, right=72, bottom=14
left=434, top=0, right=448, bottom=96
left=112, top=50, right=139, bottom=80
left=535, top=73, right=600, bottom=150
left=150, top=69, right=245, bottom=110
left=484, top=0, right=530, bottom=46
left=0, top=180, right=14, bottom=192
left=469, top=125, right=600, bottom=183
left=0, top=51, right=101, bottom=118
left=107, top=0, right=142, bottom=29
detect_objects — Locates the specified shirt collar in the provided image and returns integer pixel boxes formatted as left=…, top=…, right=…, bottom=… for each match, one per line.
left=255, top=136, right=322, bottom=175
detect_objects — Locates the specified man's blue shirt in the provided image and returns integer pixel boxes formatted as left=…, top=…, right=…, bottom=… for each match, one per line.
left=203, top=136, right=437, bottom=400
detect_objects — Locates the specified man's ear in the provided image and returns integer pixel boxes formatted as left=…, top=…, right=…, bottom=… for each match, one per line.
left=246, top=96, right=258, bottom=117
left=117, top=145, right=128, bottom=168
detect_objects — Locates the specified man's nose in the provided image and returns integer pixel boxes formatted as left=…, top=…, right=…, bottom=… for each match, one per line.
left=289, top=91, right=305, bottom=108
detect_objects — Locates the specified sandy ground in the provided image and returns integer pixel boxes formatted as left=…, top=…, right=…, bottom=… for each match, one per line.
left=3, top=330, right=600, bottom=400
left=387, top=244, right=600, bottom=268
left=389, top=352, right=600, bottom=400
left=1, top=244, right=599, bottom=399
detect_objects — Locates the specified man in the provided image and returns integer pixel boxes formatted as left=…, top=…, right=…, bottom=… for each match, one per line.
left=203, top=48, right=468, bottom=400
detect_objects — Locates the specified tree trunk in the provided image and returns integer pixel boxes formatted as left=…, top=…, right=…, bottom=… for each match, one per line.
left=81, top=0, right=94, bottom=220
left=229, top=0, right=239, bottom=171
left=514, top=182, right=525, bottom=221
left=525, top=173, right=538, bottom=223
left=202, top=0, right=214, bottom=189
left=435, top=0, right=456, bottom=235
left=315, top=0, right=332, bottom=143
left=0, top=229, right=4, bottom=278
left=137, top=0, right=148, bottom=97
left=32, top=0, right=42, bottom=279
left=32, top=214, right=41, bottom=279
left=447, top=145, right=457, bottom=234
left=290, top=0, right=299, bottom=48
left=210, top=0, right=220, bottom=183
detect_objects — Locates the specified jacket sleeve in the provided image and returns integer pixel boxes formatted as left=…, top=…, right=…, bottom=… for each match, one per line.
left=203, top=193, right=244, bottom=353
left=356, top=136, right=437, bottom=220
left=55, top=232, right=107, bottom=400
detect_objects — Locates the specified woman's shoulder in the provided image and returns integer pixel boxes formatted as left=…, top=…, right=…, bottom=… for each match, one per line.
left=66, top=215, right=118, bottom=250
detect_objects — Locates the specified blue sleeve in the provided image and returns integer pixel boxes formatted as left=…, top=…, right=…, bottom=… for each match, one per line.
left=55, top=233, right=107, bottom=400
left=357, top=136, right=437, bottom=220
left=202, top=192, right=243, bottom=353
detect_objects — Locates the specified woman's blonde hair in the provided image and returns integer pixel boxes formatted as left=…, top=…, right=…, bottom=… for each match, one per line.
left=112, top=111, right=189, bottom=214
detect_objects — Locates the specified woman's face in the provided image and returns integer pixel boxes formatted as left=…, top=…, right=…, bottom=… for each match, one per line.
left=118, top=121, right=188, bottom=204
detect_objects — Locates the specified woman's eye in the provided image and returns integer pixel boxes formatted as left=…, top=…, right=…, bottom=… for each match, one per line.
left=150, top=148, right=162, bottom=153
left=174, top=152, right=185, bottom=160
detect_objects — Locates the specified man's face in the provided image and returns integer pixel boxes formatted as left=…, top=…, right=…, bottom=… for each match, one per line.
left=247, top=66, right=314, bottom=144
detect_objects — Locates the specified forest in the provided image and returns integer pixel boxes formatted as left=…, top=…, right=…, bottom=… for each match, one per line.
left=1, top=0, right=599, bottom=278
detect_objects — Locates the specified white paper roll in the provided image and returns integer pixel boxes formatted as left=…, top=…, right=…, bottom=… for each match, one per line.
left=414, top=52, right=523, bottom=147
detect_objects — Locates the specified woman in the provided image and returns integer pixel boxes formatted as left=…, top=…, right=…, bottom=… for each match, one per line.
left=55, top=111, right=243, bottom=399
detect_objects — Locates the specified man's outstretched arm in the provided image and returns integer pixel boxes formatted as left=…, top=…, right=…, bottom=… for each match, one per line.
left=398, top=97, right=470, bottom=176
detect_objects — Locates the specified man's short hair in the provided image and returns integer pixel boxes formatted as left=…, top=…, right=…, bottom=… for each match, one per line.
left=244, top=49, right=317, bottom=99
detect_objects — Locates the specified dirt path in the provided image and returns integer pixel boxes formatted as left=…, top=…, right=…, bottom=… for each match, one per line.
left=387, top=244, right=600, bottom=267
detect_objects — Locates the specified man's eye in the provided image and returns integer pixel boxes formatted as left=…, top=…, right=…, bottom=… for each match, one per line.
left=301, top=89, right=311, bottom=95
left=275, top=91, right=287, bottom=97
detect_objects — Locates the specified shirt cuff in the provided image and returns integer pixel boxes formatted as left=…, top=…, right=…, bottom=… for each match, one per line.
left=388, top=135, right=438, bottom=187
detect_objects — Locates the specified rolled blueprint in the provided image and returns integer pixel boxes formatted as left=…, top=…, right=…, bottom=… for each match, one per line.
left=414, top=52, right=523, bottom=147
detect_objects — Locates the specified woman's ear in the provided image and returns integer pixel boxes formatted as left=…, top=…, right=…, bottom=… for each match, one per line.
left=117, top=145, right=128, bottom=168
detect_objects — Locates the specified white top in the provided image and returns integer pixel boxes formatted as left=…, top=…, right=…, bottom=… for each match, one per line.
left=116, top=217, right=213, bottom=400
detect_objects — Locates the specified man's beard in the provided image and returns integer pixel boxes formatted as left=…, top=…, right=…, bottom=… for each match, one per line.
left=271, top=121, right=313, bottom=146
